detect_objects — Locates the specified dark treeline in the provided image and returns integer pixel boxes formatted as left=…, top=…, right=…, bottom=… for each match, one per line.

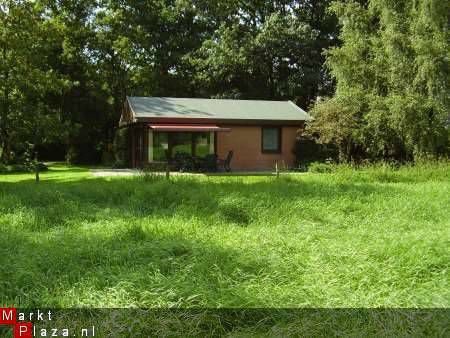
left=0, top=0, right=338, bottom=164
left=0, top=0, right=448, bottom=166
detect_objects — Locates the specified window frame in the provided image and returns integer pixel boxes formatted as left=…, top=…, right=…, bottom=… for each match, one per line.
left=261, top=126, right=282, bottom=154
left=152, top=131, right=214, bottom=161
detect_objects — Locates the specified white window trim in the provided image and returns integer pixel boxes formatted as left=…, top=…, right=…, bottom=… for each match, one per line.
left=148, top=129, right=153, bottom=162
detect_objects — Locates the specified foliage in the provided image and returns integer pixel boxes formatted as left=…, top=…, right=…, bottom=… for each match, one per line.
left=310, top=0, right=449, bottom=161
left=187, top=1, right=337, bottom=106
left=0, top=162, right=47, bottom=173
left=308, top=161, right=335, bottom=173
left=0, top=162, right=449, bottom=308
left=1, top=1, right=340, bottom=165
left=294, top=135, right=337, bottom=167
left=0, top=0, right=69, bottom=164
left=112, top=128, right=129, bottom=168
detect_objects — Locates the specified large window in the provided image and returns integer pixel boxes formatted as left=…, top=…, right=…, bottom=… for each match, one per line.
left=152, top=132, right=213, bottom=161
left=171, top=133, right=193, bottom=157
left=261, top=127, right=282, bottom=153
left=153, top=132, right=169, bottom=161
left=194, top=133, right=211, bottom=157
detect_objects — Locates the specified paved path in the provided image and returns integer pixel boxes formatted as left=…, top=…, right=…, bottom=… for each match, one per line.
left=90, top=169, right=141, bottom=177
left=91, top=168, right=284, bottom=177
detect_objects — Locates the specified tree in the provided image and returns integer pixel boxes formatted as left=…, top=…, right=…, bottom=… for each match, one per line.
left=1, top=0, right=341, bottom=164
left=186, top=0, right=338, bottom=106
left=311, top=0, right=449, bottom=161
left=0, top=0, right=67, bottom=163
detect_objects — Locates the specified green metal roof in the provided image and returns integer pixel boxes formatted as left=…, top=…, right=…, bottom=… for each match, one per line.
left=127, top=97, right=311, bottom=121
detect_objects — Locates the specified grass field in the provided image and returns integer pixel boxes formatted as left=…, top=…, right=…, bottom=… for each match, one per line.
left=0, top=162, right=449, bottom=308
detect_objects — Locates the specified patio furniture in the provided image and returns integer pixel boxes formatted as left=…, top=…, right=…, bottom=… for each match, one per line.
left=217, top=151, right=233, bottom=172
left=173, top=152, right=195, bottom=172
left=197, top=154, right=218, bottom=172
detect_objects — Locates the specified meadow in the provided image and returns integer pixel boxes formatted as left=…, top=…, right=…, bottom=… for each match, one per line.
left=0, top=162, right=449, bottom=310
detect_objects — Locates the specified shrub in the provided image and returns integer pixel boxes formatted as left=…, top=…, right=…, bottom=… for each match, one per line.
left=0, top=164, right=29, bottom=173
left=294, top=135, right=338, bottom=168
left=308, top=162, right=335, bottom=173
left=15, top=164, right=31, bottom=172
left=101, top=149, right=115, bottom=166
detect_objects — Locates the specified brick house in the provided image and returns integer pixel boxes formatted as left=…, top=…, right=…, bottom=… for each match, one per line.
left=119, top=97, right=311, bottom=171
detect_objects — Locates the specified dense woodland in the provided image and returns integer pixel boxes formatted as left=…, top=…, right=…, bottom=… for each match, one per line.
left=0, top=0, right=448, bottom=166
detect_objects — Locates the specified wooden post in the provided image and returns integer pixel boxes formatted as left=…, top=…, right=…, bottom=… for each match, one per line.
left=35, top=151, right=39, bottom=183
left=275, top=161, right=279, bottom=178
left=165, top=162, right=170, bottom=180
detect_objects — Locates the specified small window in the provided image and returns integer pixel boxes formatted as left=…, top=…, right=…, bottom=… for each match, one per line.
left=262, top=127, right=281, bottom=153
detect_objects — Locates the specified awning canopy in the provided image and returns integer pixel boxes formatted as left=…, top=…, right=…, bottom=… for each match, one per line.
left=148, top=124, right=230, bottom=132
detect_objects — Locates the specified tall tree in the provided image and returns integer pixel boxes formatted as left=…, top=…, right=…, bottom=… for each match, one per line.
left=311, top=0, right=449, bottom=161
left=0, top=0, right=67, bottom=163
left=187, top=0, right=338, bottom=106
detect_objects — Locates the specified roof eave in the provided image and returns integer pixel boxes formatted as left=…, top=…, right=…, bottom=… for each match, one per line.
left=134, top=116, right=307, bottom=126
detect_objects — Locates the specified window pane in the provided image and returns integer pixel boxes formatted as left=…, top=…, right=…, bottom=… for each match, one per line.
left=153, top=132, right=168, bottom=161
left=171, top=133, right=192, bottom=157
left=262, top=128, right=280, bottom=151
left=194, top=132, right=211, bottom=157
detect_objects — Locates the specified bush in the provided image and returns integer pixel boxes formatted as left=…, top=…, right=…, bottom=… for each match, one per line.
left=308, top=162, right=335, bottom=173
left=0, top=164, right=29, bottom=173
left=101, top=149, right=115, bottom=166
left=0, top=162, right=48, bottom=173
left=0, top=163, right=8, bottom=173
left=294, top=135, right=337, bottom=168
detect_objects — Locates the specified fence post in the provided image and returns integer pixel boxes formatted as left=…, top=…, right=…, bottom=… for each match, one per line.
left=35, top=151, right=40, bottom=183
left=275, top=161, right=279, bottom=178
left=165, top=162, right=170, bottom=180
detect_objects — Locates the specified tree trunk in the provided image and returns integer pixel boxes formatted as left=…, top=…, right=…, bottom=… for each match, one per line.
left=268, top=57, right=276, bottom=99
left=1, top=45, right=10, bottom=163
left=35, top=151, right=39, bottom=183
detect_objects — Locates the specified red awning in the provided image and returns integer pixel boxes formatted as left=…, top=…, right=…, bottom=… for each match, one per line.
left=148, top=124, right=230, bottom=132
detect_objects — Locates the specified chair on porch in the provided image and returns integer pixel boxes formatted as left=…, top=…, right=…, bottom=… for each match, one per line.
left=217, top=151, right=233, bottom=172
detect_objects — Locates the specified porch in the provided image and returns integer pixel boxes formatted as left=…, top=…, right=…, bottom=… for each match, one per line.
left=129, top=124, right=231, bottom=171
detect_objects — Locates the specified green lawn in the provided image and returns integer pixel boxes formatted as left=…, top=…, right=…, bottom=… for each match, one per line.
left=0, top=163, right=449, bottom=308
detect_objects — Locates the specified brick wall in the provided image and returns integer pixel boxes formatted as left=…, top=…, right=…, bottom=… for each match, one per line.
left=216, top=125, right=301, bottom=171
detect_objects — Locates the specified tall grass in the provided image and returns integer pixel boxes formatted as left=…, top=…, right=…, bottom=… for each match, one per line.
left=0, top=162, right=449, bottom=308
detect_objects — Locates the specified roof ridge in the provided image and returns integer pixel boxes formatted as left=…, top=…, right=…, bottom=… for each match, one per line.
left=128, top=96, right=291, bottom=103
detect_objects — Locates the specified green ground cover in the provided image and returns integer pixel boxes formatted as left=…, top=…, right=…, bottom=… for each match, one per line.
left=0, top=163, right=449, bottom=308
